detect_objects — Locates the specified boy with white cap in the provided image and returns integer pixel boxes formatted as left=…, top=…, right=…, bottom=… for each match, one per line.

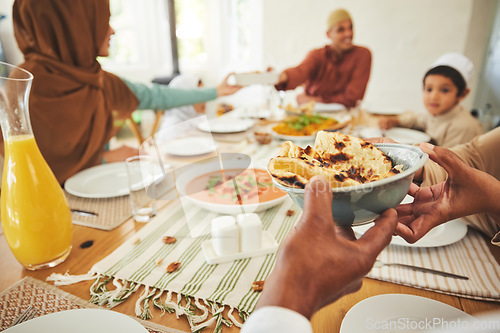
left=274, top=8, right=372, bottom=108
left=379, top=52, right=483, bottom=148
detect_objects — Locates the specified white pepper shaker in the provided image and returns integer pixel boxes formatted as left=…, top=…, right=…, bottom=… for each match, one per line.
left=211, top=216, right=239, bottom=256
left=236, top=213, right=262, bottom=252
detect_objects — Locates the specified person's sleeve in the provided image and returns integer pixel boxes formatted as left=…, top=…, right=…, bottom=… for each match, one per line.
left=282, top=50, right=321, bottom=90
left=438, top=117, right=484, bottom=148
left=122, top=78, right=217, bottom=110
left=398, top=111, right=427, bottom=131
left=320, top=48, right=372, bottom=107
left=241, top=306, right=313, bottom=333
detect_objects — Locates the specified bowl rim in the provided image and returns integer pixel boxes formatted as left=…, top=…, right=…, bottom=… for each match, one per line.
left=271, top=143, right=429, bottom=194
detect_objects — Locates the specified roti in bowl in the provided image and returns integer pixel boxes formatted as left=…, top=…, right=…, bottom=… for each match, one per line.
left=268, top=131, right=402, bottom=189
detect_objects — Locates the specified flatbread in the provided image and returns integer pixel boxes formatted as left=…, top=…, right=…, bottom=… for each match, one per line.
left=268, top=131, right=401, bottom=189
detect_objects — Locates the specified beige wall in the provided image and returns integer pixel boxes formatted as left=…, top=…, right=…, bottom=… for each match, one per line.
left=1, top=0, right=497, bottom=113
left=262, top=0, right=497, bottom=113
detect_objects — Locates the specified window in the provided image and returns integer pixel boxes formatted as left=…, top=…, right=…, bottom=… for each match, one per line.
left=101, top=0, right=263, bottom=84
left=100, top=0, right=173, bottom=83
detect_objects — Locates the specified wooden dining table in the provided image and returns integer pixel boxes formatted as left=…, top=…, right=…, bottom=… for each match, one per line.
left=1, top=110, right=500, bottom=332
left=1, top=215, right=499, bottom=333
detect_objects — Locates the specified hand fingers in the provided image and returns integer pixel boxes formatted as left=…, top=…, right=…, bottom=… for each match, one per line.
left=419, top=143, right=466, bottom=179
left=407, top=183, right=420, bottom=197
left=395, top=203, right=413, bottom=217
left=357, top=209, right=397, bottom=253
left=299, top=176, right=334, bottom=229
left=336, top=226, right=356, bottom=241
left=395, top=221, right=423, bottom=243
left=224, top=72, right=236, bottom=80
left=395, top=216, right=434, bottom=243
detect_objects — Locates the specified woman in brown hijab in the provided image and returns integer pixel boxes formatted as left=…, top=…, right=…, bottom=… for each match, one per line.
left=9, top=0, right=239, bottom=184
left=7, top=0, right=138, bottom=184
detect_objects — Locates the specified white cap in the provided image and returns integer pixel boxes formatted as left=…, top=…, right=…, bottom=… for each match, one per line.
left=430, top=52, right=474, bottom=86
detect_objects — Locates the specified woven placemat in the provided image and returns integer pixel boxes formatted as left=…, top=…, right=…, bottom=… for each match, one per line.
left=66, top=191, right=132, bottom=231
left=0, top=277, right=186, bottom=333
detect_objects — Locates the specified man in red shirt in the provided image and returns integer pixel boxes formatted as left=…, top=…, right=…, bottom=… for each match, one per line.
left=275, top=8, right=372, bottom=108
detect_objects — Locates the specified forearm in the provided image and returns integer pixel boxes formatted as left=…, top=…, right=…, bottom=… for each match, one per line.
left=123, top=79, right=217, bottom=110
left=256, top=268, right=320, bottom=320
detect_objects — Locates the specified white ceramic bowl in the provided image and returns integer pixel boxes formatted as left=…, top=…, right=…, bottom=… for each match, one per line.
left=176, top=160, right=287, bottom=215
left=271, top=143, right=428, bottom=226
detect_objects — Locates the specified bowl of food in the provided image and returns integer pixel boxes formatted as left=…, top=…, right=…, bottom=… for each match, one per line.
left=267, top=131, right=428, bottom=226
left=176, top=159, right=287, bottom=215
left=272, top=113, right=351, bottom=141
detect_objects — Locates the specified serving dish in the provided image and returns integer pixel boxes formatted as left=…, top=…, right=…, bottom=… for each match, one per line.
left=271, top=143, right=428, bottom=226
left=272, top=114, right=351, bottom=141
left=233, top=72, right=279, bottom=86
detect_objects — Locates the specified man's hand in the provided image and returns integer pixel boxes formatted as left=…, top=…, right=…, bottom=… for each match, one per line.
left=274, top=72, right=288, bottom=91
left=395, top=143, right=500, bottom=243
left=256, top=176, right=397, bottom=319
left=296, top=93, right=318, bottom=105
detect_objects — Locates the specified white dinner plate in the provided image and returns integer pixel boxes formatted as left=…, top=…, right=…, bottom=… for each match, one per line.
left=365, top=107, right=405, bottom=115
left=314, top=102, right=346, bottom=112
left=162, top=137, right=216, bottom=157
left=340, top=294, right=473, bottom=333
left=65, top=162, right=129, bottom=198
left=385, top=127, right=431, bottom=145
left=359, top=127, right=431, bottom=145
left=354, top=218, right=468, bottom=248
left=197, top=118, right=255, bottom=134
left=4, top=308, right=147, bottom=333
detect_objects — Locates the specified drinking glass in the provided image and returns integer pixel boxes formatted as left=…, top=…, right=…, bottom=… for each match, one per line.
left=125, top=155, right=157, bottom=222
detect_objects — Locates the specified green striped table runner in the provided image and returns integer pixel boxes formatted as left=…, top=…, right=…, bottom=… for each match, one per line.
left=87, top=196, right=300, bottom=331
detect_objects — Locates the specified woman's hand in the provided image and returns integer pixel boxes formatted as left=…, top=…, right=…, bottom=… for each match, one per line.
left=216, top=73, right=242, bottom=97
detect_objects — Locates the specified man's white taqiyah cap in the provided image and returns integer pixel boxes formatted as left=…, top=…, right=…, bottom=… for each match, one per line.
left=431, top=52, right=474, bottom=86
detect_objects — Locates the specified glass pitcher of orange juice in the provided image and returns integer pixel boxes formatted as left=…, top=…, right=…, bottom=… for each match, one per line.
left=0, top=61, right=72, bottom=270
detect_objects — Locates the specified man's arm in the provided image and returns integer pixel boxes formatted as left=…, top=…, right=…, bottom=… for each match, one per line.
left=276, top=50, right=321, bottom=91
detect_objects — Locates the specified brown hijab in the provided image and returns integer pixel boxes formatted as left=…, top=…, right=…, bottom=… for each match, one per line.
left=10, top=0, right=139, bottom=184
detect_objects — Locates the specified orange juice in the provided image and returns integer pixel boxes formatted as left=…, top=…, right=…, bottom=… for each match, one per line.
left=1, top=134, right=72, bottom=269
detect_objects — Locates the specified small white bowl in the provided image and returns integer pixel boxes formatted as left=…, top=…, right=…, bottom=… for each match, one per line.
left=176, top=159, right=287, bottom=215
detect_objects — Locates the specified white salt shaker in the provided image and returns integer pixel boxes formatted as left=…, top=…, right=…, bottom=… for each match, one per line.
left=211, top=216, right=239, bottom=256
left=236, top=213, right=262, bottom=252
